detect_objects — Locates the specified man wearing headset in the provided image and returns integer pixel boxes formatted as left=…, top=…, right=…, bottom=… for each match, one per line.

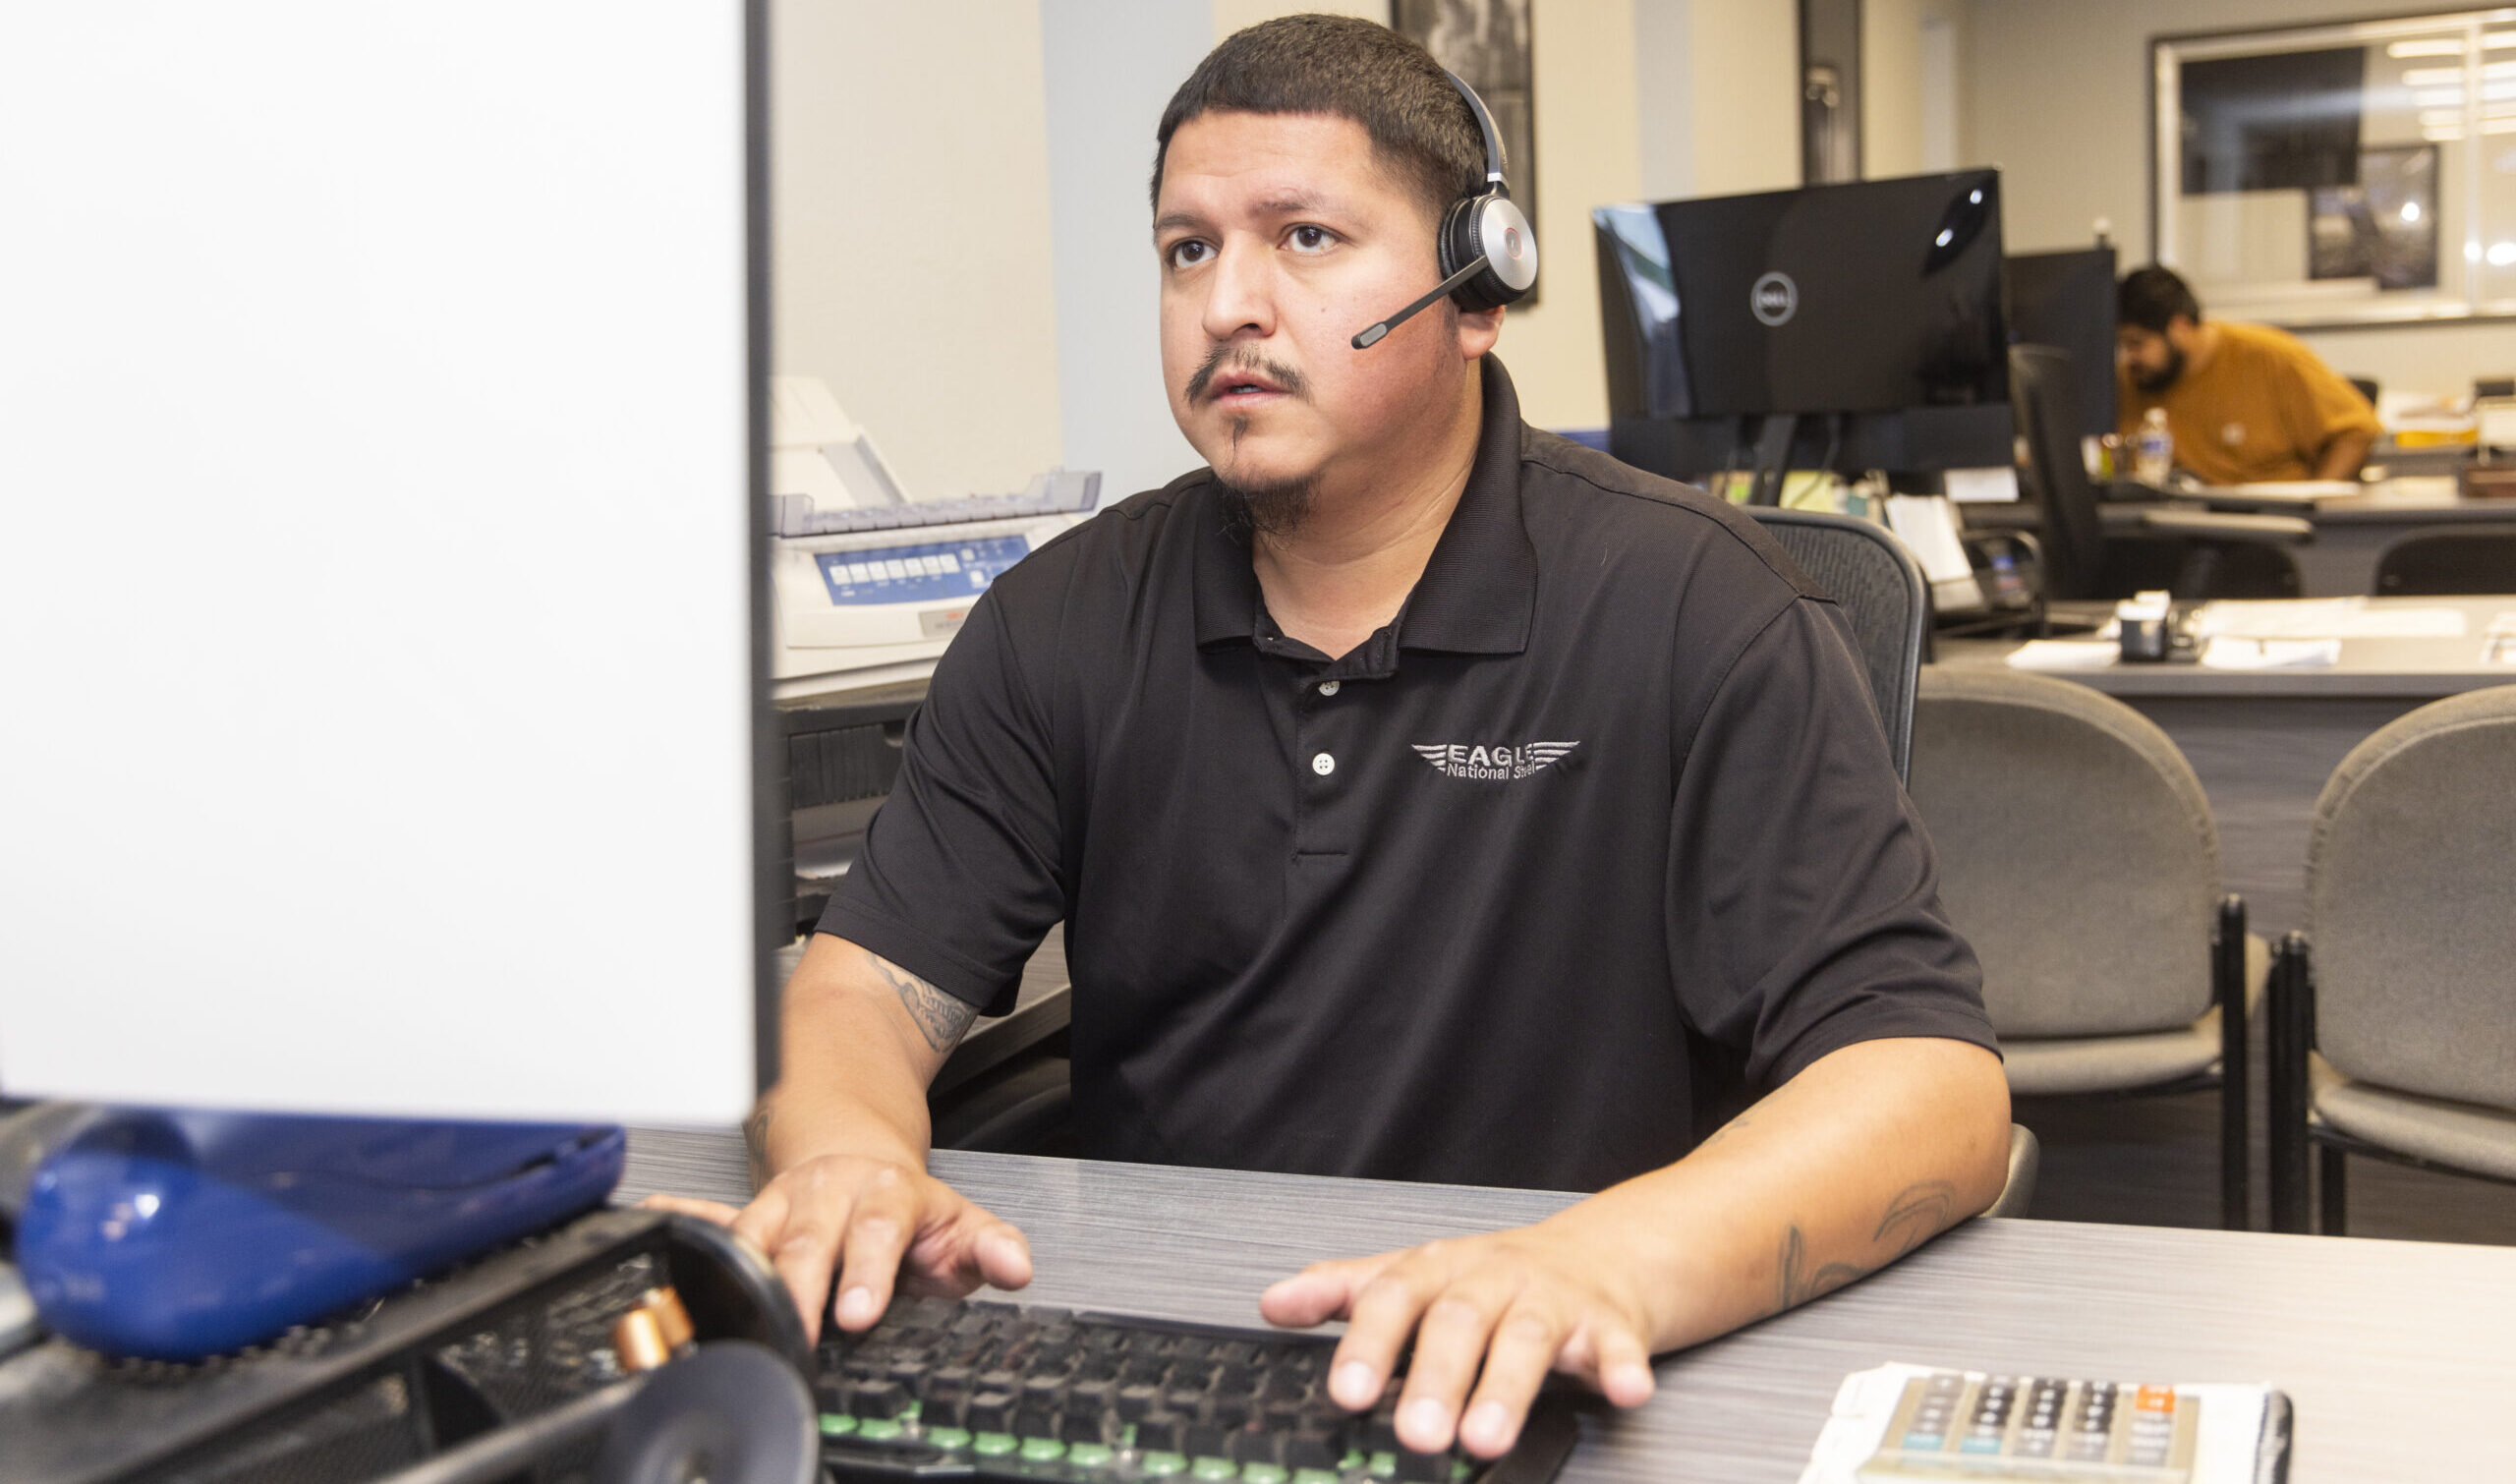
left=656, top=14, right=2009, bottom=1459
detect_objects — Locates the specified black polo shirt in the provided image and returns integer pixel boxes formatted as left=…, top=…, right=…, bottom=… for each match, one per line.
left=821, top=358, right=1993, bottom=1192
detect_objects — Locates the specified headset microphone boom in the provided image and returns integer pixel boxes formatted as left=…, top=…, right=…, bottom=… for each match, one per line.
left=1348, top=70, right=1539, bottom=350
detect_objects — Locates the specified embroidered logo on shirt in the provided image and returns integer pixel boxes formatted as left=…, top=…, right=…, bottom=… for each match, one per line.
left=1410, top=741, right=1580, bottom=780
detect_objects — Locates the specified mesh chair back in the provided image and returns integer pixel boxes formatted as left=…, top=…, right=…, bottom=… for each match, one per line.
left=1909, top=666, right=2220, bottom=1037
left=2307, top=685, right=2516, bottom=1108
left=2372, top=527, right=2516, bottom=596
left=1746, top=506, right=1926, bottom=781
left=2009, top=345, right=2109, bottom=601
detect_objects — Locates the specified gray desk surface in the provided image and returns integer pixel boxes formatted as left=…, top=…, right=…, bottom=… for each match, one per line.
left=2089, top=479, right=2516, bottom=526
left=1936, top=596, right=2516, bottom=698
left=619, top=1134, right=2516, bottom=1482
left=1972, top=481, right=2516, bottom=597
left=2285, top=480, right=2516, bottom=525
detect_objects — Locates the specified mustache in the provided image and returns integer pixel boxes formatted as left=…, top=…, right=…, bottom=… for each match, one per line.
left=1185, top=344, right=1308, bottom=403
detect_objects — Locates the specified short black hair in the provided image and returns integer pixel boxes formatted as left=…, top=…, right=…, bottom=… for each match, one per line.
left=1149, top=14, right=1483, bottom=228
left=2118, top=265, right=2202, bottom=334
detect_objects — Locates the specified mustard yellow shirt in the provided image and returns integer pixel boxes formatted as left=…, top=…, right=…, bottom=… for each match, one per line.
left=2117, top=320, right=2380, bottom=485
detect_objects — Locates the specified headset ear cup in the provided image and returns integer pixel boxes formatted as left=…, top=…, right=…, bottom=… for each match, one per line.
left=1442, top=194, right=1508, bottom=313
left=1439, top=195, right=1489, bottom=314
left=1438, top=196, right=1477, bottom=291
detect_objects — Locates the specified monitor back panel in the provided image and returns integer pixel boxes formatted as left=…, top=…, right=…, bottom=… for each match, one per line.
left=1634, top=171, right=2010, bottom=420
left=2005, top=246, right=2121, bottom=442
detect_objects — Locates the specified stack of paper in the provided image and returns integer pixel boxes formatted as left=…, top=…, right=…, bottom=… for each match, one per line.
left=2006, top=640, right=2118, bottom=671
left=2195, top=599, right=2466, bottom=641
left=2201, top=636, right=2340, bottom=670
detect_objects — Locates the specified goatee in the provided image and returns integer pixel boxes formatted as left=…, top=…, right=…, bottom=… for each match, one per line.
left=1217, top=448, right=1317, bottom=539
left=2131, top=344, right=2185, bottom=395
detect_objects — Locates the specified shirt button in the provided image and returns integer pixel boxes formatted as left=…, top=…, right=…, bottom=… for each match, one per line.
left=1310, top=752, right=1336, bottom=776
left=1317, top=679, right=1341, bottom=697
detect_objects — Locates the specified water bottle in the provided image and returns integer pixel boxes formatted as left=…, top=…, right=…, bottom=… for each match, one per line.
left=2134, top=407, right=2174, bottom=485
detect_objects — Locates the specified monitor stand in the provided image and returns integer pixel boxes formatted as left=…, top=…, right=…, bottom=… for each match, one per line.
left=1746, top=414, right=1799, bottom=506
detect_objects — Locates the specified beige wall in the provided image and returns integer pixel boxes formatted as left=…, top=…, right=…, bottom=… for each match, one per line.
left=1964, top=0, right=2515, bottom=398
left=1864, top=0, right=1965, bottom=178
left=1512, top=0, right=1641, bottom=430
left=772, top=0, right=1063, bottom=499
left=1864, top=0, right=1927, bottom=178
left=1633, top=0, right=1800, bottom=200
left=1683, top=0, right=1801, bottom=199
left=1214, top=0, right=1378, bottom=37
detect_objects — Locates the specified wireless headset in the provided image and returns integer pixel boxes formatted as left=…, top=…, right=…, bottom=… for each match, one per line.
left=1349, top=70, right=1539, bottom=350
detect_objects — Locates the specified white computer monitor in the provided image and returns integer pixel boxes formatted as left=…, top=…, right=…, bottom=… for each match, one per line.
left=0, top=4, right=768, bottom=1127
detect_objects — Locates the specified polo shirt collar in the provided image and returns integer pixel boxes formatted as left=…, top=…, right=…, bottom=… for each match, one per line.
left=1192, top=356, right=1537, bottom=657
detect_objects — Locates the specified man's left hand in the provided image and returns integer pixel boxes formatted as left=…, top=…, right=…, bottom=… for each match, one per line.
left=1258, top=1221, right=1659, bottom=1459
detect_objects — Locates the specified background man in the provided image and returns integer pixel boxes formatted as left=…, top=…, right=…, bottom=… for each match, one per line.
left=2116, top=263, right=2381, bottom=484
left=655, top=16, right=2009, bottom=1462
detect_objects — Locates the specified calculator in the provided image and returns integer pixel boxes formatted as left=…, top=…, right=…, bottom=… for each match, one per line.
left=1858, top=1372, right=2194, bottom=1480
left=1799, top=1364, right=2292, bottom=1484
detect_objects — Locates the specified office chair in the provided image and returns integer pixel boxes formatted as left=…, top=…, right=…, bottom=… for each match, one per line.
left=2347, top=376, right=2380, bottom=409
left=2371, top=527, right=2516, bottom=596
left=2005, top=344, right=2311, bottom=609
left=1909, top=666, right=2265, bottom=1229
left=1745, top=505, right=1928, bottom=782
left=1984, top=1123, right=2042, bottom=1219
left=2267, top=685, right=2516, bottom=1235
left=932, top=1056, right=1076, bottom=1156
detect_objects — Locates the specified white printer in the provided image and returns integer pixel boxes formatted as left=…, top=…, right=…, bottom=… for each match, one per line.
left=770, top=377, right=1096, bottom=697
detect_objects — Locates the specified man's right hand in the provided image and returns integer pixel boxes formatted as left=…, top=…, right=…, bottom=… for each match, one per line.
left=644, top=936, right=1035, bottom=1341
left=647, top=1154, right=1032, bottom=1343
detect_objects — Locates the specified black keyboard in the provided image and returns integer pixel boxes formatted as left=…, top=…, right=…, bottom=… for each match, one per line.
left=814, top=1296, right=1580, bottom=1484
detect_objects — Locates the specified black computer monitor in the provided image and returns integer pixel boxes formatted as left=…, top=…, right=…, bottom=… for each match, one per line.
left=1596, top=170, right=2013, bottom=491
left=2004, top=246, right=2119, bottom=442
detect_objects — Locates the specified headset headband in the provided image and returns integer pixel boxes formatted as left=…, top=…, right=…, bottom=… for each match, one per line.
left=1444, top=70, right=1508, bottom=191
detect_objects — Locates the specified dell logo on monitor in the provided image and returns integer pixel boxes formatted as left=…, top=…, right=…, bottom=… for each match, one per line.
left=1750, top=271, right=1798, bottom=326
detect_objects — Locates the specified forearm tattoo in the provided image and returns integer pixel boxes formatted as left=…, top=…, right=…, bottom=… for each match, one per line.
left=1871, top=1179, right=1958, bottom=1255
left=745, top=1101, right=774, bottom=1190
left=1774, top=1226, right=1874, bottom=1311
left=869, top=949, right=978, bottom=1052
left=1772, top=1178, right=1961, bottom=1314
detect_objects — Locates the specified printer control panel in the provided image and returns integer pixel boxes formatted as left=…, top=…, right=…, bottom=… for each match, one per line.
left=814, top=536, right=1032, bottom=607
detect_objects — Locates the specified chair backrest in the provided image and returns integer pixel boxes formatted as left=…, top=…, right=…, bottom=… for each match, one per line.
left=2008, top=344, right=2109, bottom=601
left=2372, top=527, right=2516, bottom=596
left=1908, top=666, right=2220, bottom=1038
left=2307, top=685, right=2516, bottom=1109
left=1746, top=505, right=1926, bottom=781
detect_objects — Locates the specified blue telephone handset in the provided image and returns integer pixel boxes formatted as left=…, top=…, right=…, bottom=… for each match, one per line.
left=16, top=1109, right=625, bottom=1361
